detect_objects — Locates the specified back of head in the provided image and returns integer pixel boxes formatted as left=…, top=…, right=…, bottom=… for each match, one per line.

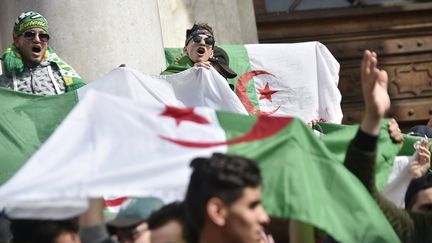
left=408, top=125, right=432, bottom=138
left=405, top=172, right=432, bottom=209
left=148, top=201, right=186, bottom=230
left=10, top=217, right=79, bottom=243
left=184, top=153, right=262, bottom=232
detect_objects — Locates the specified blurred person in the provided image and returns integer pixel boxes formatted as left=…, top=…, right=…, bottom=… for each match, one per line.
left=10, top=217, right=81, bottom=243
left=79, top=198, right=162, bottom=243
left=184, top=153, right=271, bottom=243
left=107, top=197, right=163, bottom=243
left=404, top=173, right=432, bottom=214
left=147, top=201, right=191, bottom=243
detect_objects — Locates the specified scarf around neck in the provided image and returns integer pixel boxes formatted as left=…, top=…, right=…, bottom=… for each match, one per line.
left=1, top=44, right=86, bottom=91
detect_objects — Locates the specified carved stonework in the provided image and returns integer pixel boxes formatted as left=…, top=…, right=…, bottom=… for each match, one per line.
left=338, top=68, right=361, bottom=102
left=255, top=3, right=432, bottom=129
left=392, top=64, right=432, bottom=96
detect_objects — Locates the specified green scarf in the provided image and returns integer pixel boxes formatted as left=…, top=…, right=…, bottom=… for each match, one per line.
left=1, top=44, right=86, bottom=91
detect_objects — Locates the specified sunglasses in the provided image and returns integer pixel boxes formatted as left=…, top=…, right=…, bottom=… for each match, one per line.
left=22, top=31, right=50, bottom=42
left=188, top=35, right=215, bottom=46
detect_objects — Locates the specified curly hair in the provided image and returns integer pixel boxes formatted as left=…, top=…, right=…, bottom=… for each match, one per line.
left=184, top=153, right=261, bottom=232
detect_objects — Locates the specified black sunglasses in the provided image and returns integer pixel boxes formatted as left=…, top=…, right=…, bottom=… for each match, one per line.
left=190, top=35, right=215, bottom=46
left=22, top=31, right=50, bottom=42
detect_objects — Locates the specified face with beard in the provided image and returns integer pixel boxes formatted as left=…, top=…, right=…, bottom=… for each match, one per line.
left=14, top=28, right=49, bottom=68
left=184, top=34, right=214, bottom=63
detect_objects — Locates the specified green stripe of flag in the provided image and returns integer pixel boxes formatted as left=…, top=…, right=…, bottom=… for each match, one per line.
left=318, top=121, right=402, bottom=191
left=0, top=87, right=78, bottom=184
left=220, top=116, right=400, bottom=243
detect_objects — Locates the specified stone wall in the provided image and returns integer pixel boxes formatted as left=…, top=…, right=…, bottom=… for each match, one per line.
left=157, top=0, right=258, bottom=48
left=0, top=0, right=166, bottom=81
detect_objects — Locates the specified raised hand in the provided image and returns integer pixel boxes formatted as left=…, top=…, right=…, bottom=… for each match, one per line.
left=194, top=61, right=212, bottom=69
left=360, top=50, right=390, bottom=135
left=388, top=118, right=404, bottom=144
left=410, top=138, right=431, bottom=178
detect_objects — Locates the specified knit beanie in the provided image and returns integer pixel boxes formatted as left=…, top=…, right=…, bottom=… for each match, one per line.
left=13, top=11, right=49, bottom=38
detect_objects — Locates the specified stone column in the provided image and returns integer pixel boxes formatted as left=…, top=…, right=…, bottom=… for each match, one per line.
left=158, top=0, right=259, bottom=48
left=0, top=0, right=166, bottom=81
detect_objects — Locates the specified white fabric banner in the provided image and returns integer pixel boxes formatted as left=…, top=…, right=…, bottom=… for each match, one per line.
left=78, top=67, right=248, bottom=115
left=0, top=91, right=228, bottom=219
left=245, top=42, right=342, bottom=123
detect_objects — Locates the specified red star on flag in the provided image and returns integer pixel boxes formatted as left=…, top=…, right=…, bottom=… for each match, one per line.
left=257, top=83, right=278, bottom=102
left=160, top=106, right=210, bottom=126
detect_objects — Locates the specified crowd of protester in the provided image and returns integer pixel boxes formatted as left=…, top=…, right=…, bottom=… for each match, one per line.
left=1, top=10, right=432, bottom=243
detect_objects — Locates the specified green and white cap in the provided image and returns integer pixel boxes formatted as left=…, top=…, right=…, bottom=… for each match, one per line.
left=13, top=11, right=48, bottom=37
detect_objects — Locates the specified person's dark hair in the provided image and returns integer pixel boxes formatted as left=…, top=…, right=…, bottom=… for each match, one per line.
left=184, top=153, right=262, bottom=232
left=147, top=201, right=197, bottom=242
left=405, top=172, right=432, bottom=209
left=148, top=201, right=185, bottom=230
left=10, top=217, right=79, bottom=243
left=185, top=23, right=215, bottom=47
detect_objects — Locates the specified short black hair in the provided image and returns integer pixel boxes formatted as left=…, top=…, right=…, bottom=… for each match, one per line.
left=184, top=153, right=262, bottom=232
left=10, top=217, right=79, bottom=243
left=148, top=201, right=197, bottom=243
left=405, top=172, right=432, bottom=209
left=186, top=23, right=214, bottom=39
left=148, top=201, right=186, bottom=230
left=185, top=23, right=215, bottom=47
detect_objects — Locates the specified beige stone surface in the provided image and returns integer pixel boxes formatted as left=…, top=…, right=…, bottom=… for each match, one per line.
left=0, top=0, right=166, bottom=81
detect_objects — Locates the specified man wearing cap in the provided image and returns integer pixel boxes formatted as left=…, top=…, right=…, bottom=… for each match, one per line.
left=161, top=23, right=237, bottom=83
left=107, top=197, right=164, bottom=243
left=0, top=11, right=85, bottom=96
left=79, top=197, right=163, bottom=243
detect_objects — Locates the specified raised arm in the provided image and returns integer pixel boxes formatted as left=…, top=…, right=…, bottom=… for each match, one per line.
left=344, top=50, right=415, bottom=242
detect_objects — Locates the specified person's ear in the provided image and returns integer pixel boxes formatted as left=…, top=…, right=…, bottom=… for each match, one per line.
left=207, top=197, right=228, bottom=226
left=183, top=46, right=187, bottom=55
left=210, top=48, right=214, bottom=58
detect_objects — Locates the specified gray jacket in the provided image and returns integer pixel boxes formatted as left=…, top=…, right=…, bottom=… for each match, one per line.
left=0, top=61, right=66, bottom=96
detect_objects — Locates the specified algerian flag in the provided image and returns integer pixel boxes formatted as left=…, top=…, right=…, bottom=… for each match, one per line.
left=318, top=122, right=432, bottom=207
left=165, top=42, right=342, bottom=123
left=0, top=67, right=246, bottom=184
left=0, top=91, right=399, bottom=243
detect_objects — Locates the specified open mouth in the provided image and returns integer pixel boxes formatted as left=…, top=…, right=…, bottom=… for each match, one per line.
left=32, top=46, right=41, bottom=53
left=197, top=47, right=205, bottom=55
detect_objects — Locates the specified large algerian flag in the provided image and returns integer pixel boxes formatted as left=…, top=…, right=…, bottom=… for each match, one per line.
left=0, top=67, right=246, bottom=184
left=318, top=122, right=432, bottom=207
left=0, top=91, right=400, bottom=243
left=165, top=42, right=342, bottom=123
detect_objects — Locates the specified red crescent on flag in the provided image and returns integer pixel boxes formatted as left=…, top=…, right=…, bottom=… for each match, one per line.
left=104, top=197, right=128, bottom=207
left=159, top=116, right=292, bottom=148
left=236, top=70, right=280, bottom=116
